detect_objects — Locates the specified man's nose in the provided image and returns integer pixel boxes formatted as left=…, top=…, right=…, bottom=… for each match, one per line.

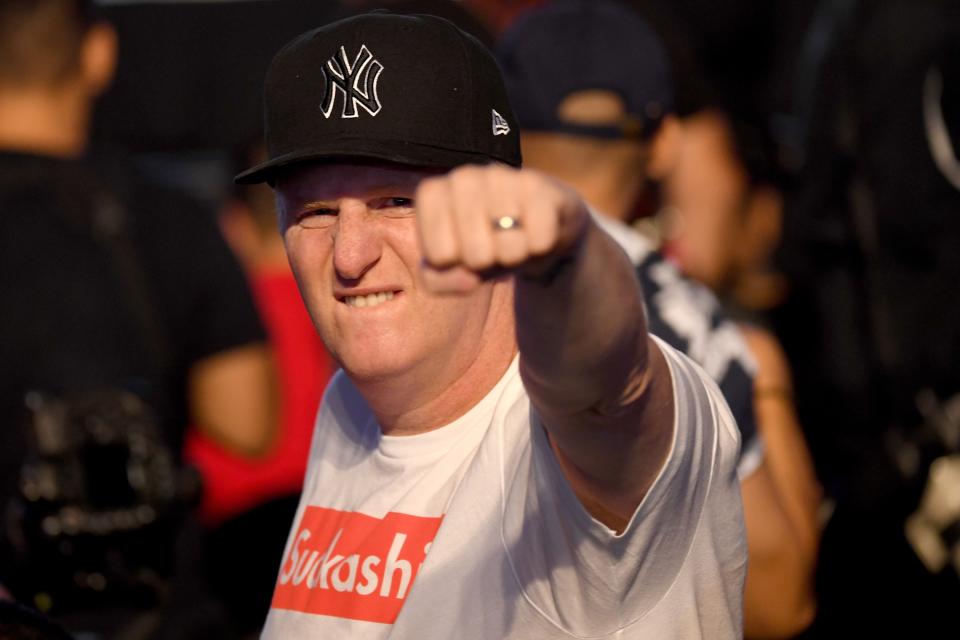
left=332, top=200, right=381, bottom=281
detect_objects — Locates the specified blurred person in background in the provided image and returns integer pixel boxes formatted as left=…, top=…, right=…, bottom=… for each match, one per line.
left=496, top=2, right=820, bottom=636
left=662, top=111, right=788, bottom=318
left=0, top=0, right=275, bottom=637
left=774, top=0, right=960, bottom=636
left=661, top=107, right=822, bottom=638
left=185, top=143, right=335, bottom=637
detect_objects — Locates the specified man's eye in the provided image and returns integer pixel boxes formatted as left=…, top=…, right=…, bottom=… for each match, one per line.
left=296, top=206, right=337, bottom=228
left=370, top=196, right=414, bottom=211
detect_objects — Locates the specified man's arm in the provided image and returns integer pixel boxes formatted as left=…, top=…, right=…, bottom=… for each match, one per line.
left=188, top=343, right=278, bottom=457
left=740, top=326, right=821, bottom=638
left=416, top=164, right=674, bottom=531
left=162, top=185, right=279, bottom=459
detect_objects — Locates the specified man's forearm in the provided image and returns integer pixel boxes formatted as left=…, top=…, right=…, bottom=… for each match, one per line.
left=514, top=217, right=675, bottom=523
left=514, top=218, right=651, bottom=415
left=189, top=343, right=278, bottom=457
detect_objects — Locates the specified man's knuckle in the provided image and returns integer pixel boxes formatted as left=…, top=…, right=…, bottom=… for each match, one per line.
left=496, top=236, right=528, bottom=265
left=424, top=240, right=457, bottom=266
left=462, top=246, right=493, bottom=270
left=518, top=169, right=545, bottom=191
left=451, top=165, right=483, bottom=184
left=488, top=163, right=517, bottom=182
left=528, top=233, right=555, bottom=256
left=500, top=252, right=526, bottom=268
left=416, top=179, right=444, bottom=207
left=418, top=175, right=441, bottom=193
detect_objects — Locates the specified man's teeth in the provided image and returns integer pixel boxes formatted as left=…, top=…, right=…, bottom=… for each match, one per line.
left=345, top=291, right=395, bottom=308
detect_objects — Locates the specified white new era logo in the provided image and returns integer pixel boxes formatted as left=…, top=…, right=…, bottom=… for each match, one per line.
left=492, top=109, right=510, bottom=136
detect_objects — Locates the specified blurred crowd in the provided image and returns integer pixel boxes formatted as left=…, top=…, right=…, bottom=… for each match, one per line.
left=1, top=0, right=959, bottom=638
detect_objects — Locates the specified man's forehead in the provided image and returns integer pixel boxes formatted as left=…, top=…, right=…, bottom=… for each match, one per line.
left=277, top=161, right=444, bottom=199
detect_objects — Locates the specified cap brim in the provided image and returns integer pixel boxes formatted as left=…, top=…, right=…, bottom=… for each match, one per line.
left=234, top=139, right=519, bottom=185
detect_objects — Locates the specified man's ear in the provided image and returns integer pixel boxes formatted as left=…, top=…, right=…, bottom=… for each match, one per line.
left=80, top=22, right=118, bottom=97
left=646, top=114, right=681, bottom=180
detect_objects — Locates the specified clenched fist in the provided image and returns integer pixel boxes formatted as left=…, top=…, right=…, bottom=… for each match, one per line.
left=415, top=165, right=590, bottom=293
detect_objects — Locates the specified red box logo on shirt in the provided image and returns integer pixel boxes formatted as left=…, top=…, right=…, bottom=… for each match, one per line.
left=271, top=506, right=443, bottom=624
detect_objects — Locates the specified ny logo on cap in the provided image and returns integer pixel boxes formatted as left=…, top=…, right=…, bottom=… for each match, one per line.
left=321, top=45, right=384, bottom=119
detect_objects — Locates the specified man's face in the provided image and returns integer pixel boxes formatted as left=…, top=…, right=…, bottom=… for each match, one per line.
left=276, top=162, right=501, bottom=384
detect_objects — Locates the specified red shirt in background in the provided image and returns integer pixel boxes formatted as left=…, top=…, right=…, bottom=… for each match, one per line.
left=185, top=270, right=334, bottom=525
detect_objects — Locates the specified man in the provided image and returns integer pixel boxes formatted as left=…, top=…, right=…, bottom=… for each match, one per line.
left=495, top=2, right=820, bottom=637
left=238, top=11, right=745, bottom=638
left=0, top=0, right=275, bottom=634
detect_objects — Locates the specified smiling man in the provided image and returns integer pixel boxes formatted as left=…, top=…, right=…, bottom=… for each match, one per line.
left=237, top=11, right=745, bottom=639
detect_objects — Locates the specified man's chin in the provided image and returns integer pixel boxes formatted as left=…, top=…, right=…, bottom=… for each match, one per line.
left=337, top=351, right=414, bottom=385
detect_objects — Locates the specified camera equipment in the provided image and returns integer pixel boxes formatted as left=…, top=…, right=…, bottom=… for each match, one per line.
left=5, top=389, right=199, bottom=613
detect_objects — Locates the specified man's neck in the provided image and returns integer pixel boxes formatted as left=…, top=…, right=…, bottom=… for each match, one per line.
left=0, top=87, right=89, bottom=157
left=366, top=341, right=517, bottom=437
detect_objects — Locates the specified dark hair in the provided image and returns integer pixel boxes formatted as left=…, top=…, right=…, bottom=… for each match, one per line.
left=0, top=601, right=74, bottom=640
left=0, top=0, right=95, bottom=88
left=231, top=139, right=281, bottom=237
left=727, top=114, right=787, bottom=190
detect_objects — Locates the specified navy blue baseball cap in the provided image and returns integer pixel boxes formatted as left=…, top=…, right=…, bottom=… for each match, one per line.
left=495, top=0, right=673, bottom=140
left=237, top=11, right=521, bottom=184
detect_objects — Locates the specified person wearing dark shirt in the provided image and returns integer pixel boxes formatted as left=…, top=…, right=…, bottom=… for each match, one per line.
left=0, top=1, right=275, bottom=636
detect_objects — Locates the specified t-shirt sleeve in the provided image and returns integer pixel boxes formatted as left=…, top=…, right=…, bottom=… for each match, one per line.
left=500, top=337, right=744, bottom=637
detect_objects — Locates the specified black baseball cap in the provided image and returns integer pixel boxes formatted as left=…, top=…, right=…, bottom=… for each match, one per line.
left=236, top=11, right=521, bottom=184
left=495, top=0, right=673, bottom=140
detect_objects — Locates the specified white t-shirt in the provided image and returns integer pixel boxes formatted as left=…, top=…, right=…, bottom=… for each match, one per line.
left=262, top=338, right=746, bottom=639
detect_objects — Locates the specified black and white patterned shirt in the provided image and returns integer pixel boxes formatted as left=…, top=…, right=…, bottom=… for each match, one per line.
left=594, top=213, right=762, bottom=478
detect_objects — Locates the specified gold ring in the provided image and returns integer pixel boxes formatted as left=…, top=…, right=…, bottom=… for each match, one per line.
left=494, top=215, right=522, bottom=231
